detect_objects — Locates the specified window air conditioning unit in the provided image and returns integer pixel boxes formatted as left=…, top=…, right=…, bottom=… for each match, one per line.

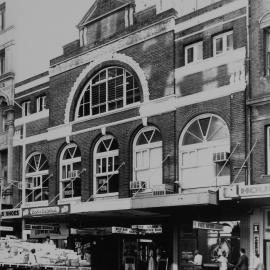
left=130, top=181, right=147, bottom=191
left=213, top=151, right=230, bottom=163
left=68, top=170, right=80, bottom=179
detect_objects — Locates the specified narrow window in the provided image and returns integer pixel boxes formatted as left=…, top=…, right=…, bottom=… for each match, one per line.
left=213, top=31, right=233, bottom=56
left=265, top=29, right=270, bottom=76
left=0, top=3, right=5, bottom=31
left=36, top=96, right=46, bottom=112
left=0, top=49, right=5, bottom=75
left=22, top=101, right=31, bottom=117
left=185, top=42, right=203, bottom=65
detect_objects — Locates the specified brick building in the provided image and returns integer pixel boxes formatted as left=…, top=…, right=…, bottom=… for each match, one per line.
left=1, top=0, right=255, bottom=270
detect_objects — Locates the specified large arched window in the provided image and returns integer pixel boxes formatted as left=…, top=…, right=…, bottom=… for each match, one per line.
left=59, top=144, right=81, bottom=200
left=75, top=66, right=140, bottom=118
left=179, top=114, right=230, bottom=189
left=25, top=152, right=49, bottom=203
left=133, top=126, right=163, bottom=188
left=93, top=135, right=119, bottom=195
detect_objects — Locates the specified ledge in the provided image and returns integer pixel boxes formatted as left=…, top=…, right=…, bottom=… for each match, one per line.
left=14, top=109, right=49, bottom=126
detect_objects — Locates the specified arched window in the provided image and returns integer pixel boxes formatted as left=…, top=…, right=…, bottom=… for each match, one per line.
left=25, top=152, right=49, bottom=203
left=93, top=135, right=119, bottom=195
left=133, top=126, right=163, bottom=188
left=179, top=114, right=230, bottom=189
left=75, top=66, right=140, bottom=118
left=59, top=144, right=81, bottom=200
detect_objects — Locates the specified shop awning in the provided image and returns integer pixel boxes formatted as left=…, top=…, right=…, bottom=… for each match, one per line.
left=131, top=190, right=218, bottom=209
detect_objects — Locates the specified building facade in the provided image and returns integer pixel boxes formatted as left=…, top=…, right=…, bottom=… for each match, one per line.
left=1, top=0, right=256, bottom=270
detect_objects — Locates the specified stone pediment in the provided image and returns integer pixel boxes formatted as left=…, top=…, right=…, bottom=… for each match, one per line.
left=78, top=0, right=134, bottom=28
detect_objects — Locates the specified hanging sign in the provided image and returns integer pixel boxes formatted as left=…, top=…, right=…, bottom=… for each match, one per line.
left=22, top=205, right=70, bottom=217
left=1, top=209, right=22, bottom=219
left=193, top=221, right=223, bottom=231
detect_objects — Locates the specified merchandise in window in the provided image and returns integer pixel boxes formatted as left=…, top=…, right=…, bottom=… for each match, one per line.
left=76, top=67, right=140, bottom=119
left=213, top=31, right=233, bottom=56
left=133, top=126, right=163, bottom=188
left=25, top=153, right=49, bottom=203
left=59, top=144, right=81, bottom=199
left=94, top=136, right=119, bottom=194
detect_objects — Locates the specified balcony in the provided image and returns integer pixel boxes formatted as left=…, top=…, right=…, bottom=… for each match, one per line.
left=175, top=47, right=246, bottom=100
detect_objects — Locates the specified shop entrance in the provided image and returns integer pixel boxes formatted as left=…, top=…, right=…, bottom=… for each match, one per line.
left=264, top=241, right=270, bottom=270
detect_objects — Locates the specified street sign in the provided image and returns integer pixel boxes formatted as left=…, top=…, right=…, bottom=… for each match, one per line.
left=0, top=226, right=14, bottom=231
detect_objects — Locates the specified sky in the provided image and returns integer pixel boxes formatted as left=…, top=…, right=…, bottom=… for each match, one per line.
left=12, top=0, right=94, bottom=82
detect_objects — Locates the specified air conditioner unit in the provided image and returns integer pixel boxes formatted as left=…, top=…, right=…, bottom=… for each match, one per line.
left=213, top=151, right=230, bottom=163
left=130, top=181, right=147, bottom=191
left=68, top=170, right=80, bottom=179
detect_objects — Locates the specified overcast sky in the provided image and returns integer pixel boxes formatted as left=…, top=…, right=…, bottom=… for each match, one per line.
left=13, top=0, right=94, bottom=82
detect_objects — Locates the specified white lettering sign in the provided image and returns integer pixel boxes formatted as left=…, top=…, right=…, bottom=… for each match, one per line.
left=0, top=226, right=13, bottom=231
left=23, top=205, right=70, bottom=217
left=239, top=184, right=270, bottom=197
left=193, top=221, right=223, bottom=231
left=1, top=209, right=22, bottom=219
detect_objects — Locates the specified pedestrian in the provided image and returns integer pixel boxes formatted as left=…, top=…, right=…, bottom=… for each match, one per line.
left=255, top=253, right=264, bottom=270
left=235, top=248, right=248, bottom=270
left=148, top=249, right=156, bottom=270
left=193, top=250, right=203, bottom=266
left=216, top=250, right=228, bottom=270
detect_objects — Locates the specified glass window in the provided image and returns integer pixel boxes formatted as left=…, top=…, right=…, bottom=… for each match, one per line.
left=133, top=127, right=163, bottom=188
left=59, top=144, right=81, bottom=199
left=36, top=96, right=46, bottom=112
left=185, top=42, right=203, bottom=65
left=94, top=136, right=119, bottom=195
left=76, top=67, right=140, bottom=119
left=25, top=153, right=49, bottom=203
left=213, top=31, right=233, bottom=56
left=0, top=3, right=5, bottom=31
left=0, top=49, right=5, bottom=76
left=265, top=30, right=270, bottom=76
left=22, top=101, right=31, bottom=117
left=180, top=115, right=230, bottom=189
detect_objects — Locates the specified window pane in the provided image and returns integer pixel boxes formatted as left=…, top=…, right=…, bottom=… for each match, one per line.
left=149, top=147, right=162, bottom=168
left=227, top=33, right=233, bottom=51
left=137, top=133, right=148, bottom=145
left=109, top=174, right=119, bottom=193
left=187, top=47, right=194, bottom=63
left=215, top=37, right=223, bottom=55
left=96, top=159, right=101, bottom=174
left=199, top=117, right=210, bottom=137
left=136, top=152, right=142, bottom=169
left=207, top=117, right=228, bottom=141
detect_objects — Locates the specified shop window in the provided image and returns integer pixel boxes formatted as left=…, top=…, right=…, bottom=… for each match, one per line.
left=22, top=101, right=31, bottom=117
left=36, top=95, right=46, bottom=112
left=25, top=152, right=49, bottom=203
left=59, top=143, right=81, bottom=200
left=94, top=135, right=119, bottom=195
left=0, top=3, right=5, bottom=31
left=213, top=31, right=233, bottom=56
left=0, top=49, right=5, bottom=76
left=179, top=114, right=230, bottom=189
left=133, top=126, right=162, bottom=188
left=185, top=42, right=203, bottom=65
left=76, top=67, right=140, bottom=119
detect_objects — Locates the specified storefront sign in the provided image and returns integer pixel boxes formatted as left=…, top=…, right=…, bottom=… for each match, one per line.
left=253, top=224, right=260, bottom=233
left=239, top=184, right=270, bottom=198
left=112, top=227, right=136, bottom=234
left=193, top=221, right=223, bottom=231
left=1, top=209, right=22, bottom=219
left=254, top=234, right=260, bottom=256
left=0, top=226, right=14, bottom=231
left=22, top=205, right=70, bottom=217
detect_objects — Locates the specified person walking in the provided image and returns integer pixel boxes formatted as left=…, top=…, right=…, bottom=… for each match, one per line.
left=235, top=248, right=248, bottom=270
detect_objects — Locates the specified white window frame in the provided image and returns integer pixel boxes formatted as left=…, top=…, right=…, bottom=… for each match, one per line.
left=25, top=152, right=49, bottom=204
left=179, top=114, right=230, bottom=189
left=22, top=101, right=31, bottom=117
left=36, top=96, right=46, bottom=112
left=185, top=41, right=203, bottom=65
left=75, top=66, right=140, bottom=119
left=133, top=126, right=163, bottom=185
left=59, top=144, right=81, bottom=200
left=213, top=31, right=233, bottom=56
left=93, top=135, right=119, bottom=196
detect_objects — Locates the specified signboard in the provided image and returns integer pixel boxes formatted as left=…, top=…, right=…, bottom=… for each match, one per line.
left=239, top=184, right=270, bottom=198
left=254, top=234, right=260, bottom=256
left=253, top=224, right=260, bottom=233
left=112, top=227, right=136, bottom=234
left=193, top=221, right=223, bottom=231
left=22, top=205, right=70, bottom=217
left=0, top=226, right=13, bottom=232
left=1, top=209, right=22, bottom=219
left=112, top=225, right=163, bottom=235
